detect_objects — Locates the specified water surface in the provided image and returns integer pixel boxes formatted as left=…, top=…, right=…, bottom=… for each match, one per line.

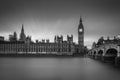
left=0, top=57, right=120, bottom=80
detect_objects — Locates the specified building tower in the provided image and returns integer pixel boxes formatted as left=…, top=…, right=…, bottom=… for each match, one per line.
left=78, top=17, right=84, bottom=52
left=13, top=32, right=17, bottom=40
left=20, top=24, right=26, bottom=41
left=54, top=35, right=57, bottom=43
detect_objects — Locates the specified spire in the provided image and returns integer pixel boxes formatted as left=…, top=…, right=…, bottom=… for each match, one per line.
left=20, top=24, right=26, bottom=41
left=78, top=16, right=84, bottom=29
left=21, top=24, right=24, bottom=32
left=80, top=16, right=82, bottom=23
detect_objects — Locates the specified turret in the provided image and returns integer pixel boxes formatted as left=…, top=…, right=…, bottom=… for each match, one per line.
left=67, top=35, right=73, bottom=44
left=54, top=35, right=57, bottom=43
left=57, top=35, right=63, bottom=43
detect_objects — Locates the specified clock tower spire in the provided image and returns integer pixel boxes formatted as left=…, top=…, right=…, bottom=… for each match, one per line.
left=78, top=17, right=84, bottom=48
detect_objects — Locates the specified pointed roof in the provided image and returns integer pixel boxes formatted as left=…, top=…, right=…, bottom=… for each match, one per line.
left=20, top=24, right=26, bottom=41
left=21, top=24, right=24, bottom=32
left=78, top=16, right=84, bottom=29
left=80, top=16, right=82, bottom=23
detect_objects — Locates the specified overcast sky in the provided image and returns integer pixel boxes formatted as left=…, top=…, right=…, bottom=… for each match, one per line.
left=0, top=0, right=120, bottom=48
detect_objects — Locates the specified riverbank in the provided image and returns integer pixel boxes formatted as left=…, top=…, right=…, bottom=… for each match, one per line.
left=0, top=54, right=85, bottom=57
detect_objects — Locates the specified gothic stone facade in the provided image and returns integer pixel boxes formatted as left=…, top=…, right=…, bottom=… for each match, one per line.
left=0, top=36, right=75, bottom=55
left=0, top=18, right=84, bottom=55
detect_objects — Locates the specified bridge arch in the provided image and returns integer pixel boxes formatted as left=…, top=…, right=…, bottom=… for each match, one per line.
left=98, top=50, right=103, bottom=56
left=93, top=50, right=97, bottom=56
left=105, top=48, right=118, bottom=57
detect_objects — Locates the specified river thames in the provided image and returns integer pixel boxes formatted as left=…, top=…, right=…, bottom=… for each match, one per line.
left=0, top=57, right=120, bottom=80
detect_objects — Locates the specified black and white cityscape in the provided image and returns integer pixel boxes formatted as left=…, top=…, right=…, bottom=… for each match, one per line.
left=0, top=18, right=86, bottom=56
left=0, top=0, right=120, bottom=80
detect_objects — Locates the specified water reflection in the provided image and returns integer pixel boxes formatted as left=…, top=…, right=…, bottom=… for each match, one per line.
left=0, top=57, right=120, bottom=80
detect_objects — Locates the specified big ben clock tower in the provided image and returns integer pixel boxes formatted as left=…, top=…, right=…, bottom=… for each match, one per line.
left=78, top=17, right=84, bottom=52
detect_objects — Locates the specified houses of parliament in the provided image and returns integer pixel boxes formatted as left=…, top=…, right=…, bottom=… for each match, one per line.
left=0, top=18, right=86, bottom=56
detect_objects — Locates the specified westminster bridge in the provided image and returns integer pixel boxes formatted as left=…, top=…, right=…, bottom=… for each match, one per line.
left=88, top=36, right=120, bottom=66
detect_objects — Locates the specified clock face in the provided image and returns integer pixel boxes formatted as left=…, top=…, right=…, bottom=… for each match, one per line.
left=79, top=29, right=83, bottom=32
